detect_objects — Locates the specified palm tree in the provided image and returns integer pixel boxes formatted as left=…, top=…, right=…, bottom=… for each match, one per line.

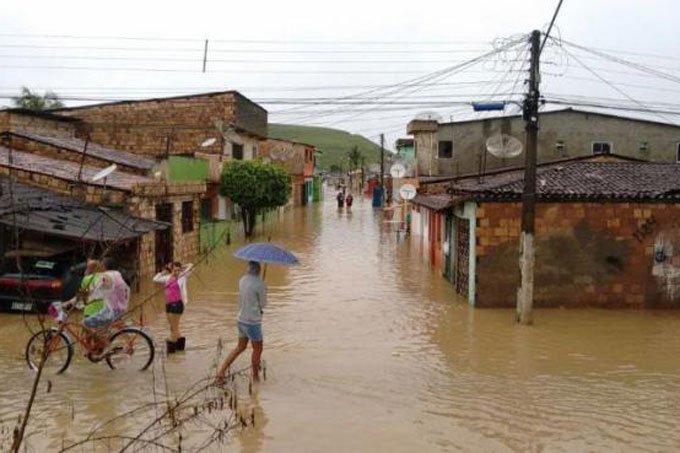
left=347, top=146, right=362, bottom=192
left=12, top=87, right=65, bottom=111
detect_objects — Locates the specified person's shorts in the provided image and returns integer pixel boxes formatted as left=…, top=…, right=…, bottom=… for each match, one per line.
left=165, top=301, right=184, bottom=314
left=83, top=307, right=118, bottom=329
left=237, top=321, right=263, bottom=342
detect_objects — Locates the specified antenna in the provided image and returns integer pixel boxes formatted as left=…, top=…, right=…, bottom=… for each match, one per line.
left=485, top=133, right=523, bottom=158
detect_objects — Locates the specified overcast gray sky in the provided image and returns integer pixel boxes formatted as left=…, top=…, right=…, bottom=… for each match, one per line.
left=1, top=0, right=679, bottom=148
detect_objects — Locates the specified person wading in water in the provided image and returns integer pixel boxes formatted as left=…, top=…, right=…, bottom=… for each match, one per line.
left=153, top=262, right=193, bottom=354
left=217, top=261, right=267, bottom=383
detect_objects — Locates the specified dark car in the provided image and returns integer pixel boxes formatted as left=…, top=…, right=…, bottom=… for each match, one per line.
left=0, top=251, right=85, bottom=314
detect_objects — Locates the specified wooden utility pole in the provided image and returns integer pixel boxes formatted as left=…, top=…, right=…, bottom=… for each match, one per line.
left=380, top=133, right=385, bottom=189
left=517, top=30, right=541, bottom=325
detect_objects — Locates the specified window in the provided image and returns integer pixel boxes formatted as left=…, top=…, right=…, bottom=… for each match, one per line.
left=232, top=143, right=244, bottom=160
left=555, top=140, right=565, bottom=152
left=438, top=140, right=453, bottom=159
left=251, top=145, right=258, bottom=158
left=181, top=201, right=194, bottom=233
left=592, top=142, right=612, bottom=155
left=676, top=143, right=680, bottom=163
left=639, top=141, right=649, bottom=152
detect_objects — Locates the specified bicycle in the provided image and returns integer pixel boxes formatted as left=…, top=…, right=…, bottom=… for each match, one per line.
left=25, top=302, right=155, bottom=374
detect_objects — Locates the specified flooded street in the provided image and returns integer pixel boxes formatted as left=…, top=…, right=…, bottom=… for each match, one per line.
left=2, top=196, right=680, bottom=452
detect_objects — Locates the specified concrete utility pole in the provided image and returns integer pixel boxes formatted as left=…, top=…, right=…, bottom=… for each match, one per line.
left=517, top=30, right=541, bottom=325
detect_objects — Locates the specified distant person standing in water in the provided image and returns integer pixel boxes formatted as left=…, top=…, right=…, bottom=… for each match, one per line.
left=345, top=192, right=354, bottom=209
left=217, top=261, right=268, bottom=383
left=336, top=190, right=345, bottom=208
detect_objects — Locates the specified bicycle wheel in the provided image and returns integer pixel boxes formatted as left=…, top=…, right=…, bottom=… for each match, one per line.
left=25, top=328, right=73, bottom=374
left=105, top=327, right=155, bottom=371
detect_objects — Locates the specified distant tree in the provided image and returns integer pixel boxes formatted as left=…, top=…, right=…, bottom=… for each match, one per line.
left=329, top=164, right=343, bottom=174
left=11, top=86, right=65, bottom=111
left=348, top=146, right=362, bottom=172
left=219, top=160, right=291, bottom=237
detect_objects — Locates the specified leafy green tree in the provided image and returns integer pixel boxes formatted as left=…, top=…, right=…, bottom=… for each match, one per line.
left=219, top=160, right=291, bottom=237
left=11, top=87, right=65, bottom=111
left=348, top=146, right=362, bottom=172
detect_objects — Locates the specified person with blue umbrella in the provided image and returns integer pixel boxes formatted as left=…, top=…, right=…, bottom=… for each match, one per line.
left=217, top=243, right=298, bottom=384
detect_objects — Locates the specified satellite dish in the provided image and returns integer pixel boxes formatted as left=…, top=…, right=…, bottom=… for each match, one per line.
left=91, top=164, right=117, bottom=182
left=414, top=111, right=443, bottom=122
left=390, top=163, right=406, bottom=178
left=399, top=183, right=417, bottom=200
left=485, top=133, right=523, bottom=158
left=201, top=137, right=217, bottom=148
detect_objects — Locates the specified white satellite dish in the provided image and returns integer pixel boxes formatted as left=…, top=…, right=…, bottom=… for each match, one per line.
left=212, top=117, right=243, bottom=146
left=201, top=137, right=217, bottom=148
left=485, top=133, right=523, bottom=158
left=399, top=183, right=417, bottom=200
left=414, top=111, right=443, bottom=122
left=390, top=163, right=406, bottom=178
left=91, top=164, right=117, bottom=182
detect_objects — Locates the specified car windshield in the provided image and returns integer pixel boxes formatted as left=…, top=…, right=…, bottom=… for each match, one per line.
left=1, top=258, right=67, bottom=279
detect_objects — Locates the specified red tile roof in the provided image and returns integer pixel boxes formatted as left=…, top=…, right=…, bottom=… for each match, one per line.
left=454, top=161, right=680, bottom=201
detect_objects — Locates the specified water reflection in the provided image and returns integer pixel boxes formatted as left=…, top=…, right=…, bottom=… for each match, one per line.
left=0, top=196, right=679, bottom=451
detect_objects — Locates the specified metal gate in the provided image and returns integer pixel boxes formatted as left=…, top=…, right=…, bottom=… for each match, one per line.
left=155, top=203, right=173, bottom=271
left=455, top=218, right=469, bottom=296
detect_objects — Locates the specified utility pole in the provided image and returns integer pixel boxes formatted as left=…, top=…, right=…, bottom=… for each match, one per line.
left=517, top=30, right=541, bottom=325
left=380, top=133, right=385, bottom=189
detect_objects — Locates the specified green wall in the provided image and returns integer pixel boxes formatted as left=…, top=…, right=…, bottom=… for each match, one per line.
left=168, top=156, right=209, bottom=182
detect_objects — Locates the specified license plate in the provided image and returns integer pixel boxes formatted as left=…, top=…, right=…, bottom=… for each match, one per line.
left=11, top=301, right=33, bottom=311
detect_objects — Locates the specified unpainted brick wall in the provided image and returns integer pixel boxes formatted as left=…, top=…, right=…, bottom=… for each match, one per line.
left=474, top=201, right=680, bottom=308
left=57, top=93, right=267, bottom=157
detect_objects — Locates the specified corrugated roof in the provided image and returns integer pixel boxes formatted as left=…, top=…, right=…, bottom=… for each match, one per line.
left=0, top=147, right=154, bottom=191
left=0, top=176, right=168, bottom=241
left=454, top=161, right=680, bottom=201
left=9, top=130, right=157, bottom=170
left=411, top=193, right=459, bottom=211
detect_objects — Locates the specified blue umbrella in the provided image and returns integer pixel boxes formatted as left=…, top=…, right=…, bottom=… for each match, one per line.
left=233, top=242, right=299, bottom=265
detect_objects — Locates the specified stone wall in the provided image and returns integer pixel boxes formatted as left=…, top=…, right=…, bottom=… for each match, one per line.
left=56, top=92, right=267, bottom=157
left=473, top=201, right=680, bottom=308
left=415, top=110, right=680, bottom=176
left=130, top=182, right=204, bottom=274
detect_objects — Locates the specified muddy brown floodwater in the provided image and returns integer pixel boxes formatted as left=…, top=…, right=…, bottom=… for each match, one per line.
left=1, top=195, right=680, bottom=452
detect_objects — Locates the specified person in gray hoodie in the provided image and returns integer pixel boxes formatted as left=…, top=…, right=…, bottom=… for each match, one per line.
left=217, top=261, right=267, bottom=383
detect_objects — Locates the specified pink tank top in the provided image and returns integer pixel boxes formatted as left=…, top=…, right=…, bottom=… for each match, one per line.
left=165, top=277, right=182, bottom=304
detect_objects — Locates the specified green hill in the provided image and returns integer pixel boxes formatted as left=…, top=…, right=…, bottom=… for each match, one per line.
left=268, top=123, right=383, bottom=171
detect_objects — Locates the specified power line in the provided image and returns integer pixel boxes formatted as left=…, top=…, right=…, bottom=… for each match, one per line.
left=540, top=0, right=565, bottom=55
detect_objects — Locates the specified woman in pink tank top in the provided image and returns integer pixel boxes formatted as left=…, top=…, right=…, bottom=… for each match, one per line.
left=153, top=261, right=193, bottom=354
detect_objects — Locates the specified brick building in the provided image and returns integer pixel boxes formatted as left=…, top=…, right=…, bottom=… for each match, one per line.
left=408, top=108, right=680, bottom=177
left=0, top=109, right=204, bottom=277
left=409, top=154, right=680, bottom=309
left=259, top=138, right=316, bottom=206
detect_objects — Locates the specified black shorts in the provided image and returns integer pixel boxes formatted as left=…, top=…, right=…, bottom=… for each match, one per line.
left=165, top=301, right=184, bottom=314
